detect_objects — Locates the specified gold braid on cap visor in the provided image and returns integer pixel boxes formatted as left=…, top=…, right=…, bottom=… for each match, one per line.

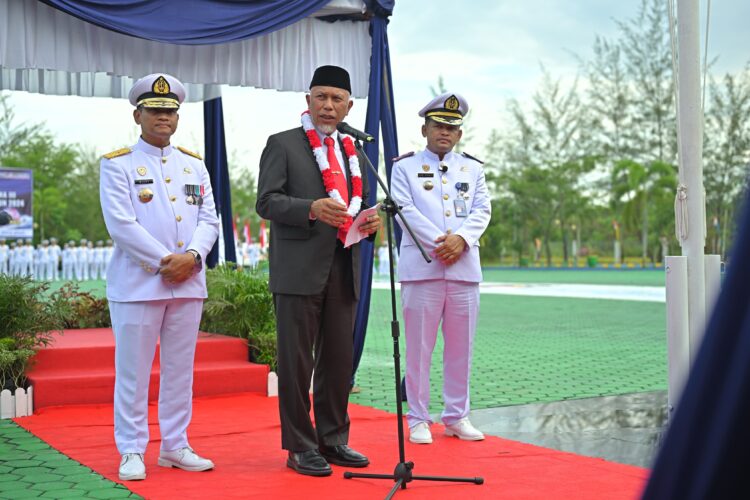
left=137, top=97, right=180, bottom=109
left=426, top=110, right=463, bottom=119
left=426, top=111, right=463, bottom=125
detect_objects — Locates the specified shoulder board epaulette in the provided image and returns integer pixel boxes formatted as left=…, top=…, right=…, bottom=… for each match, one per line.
left=177, top=146, right=203, bottom=160
left=391, top=151, right=415, bottom=162
left=102, top=147, right=132, bottom=160
left=461, top=152, right=484, bottom=164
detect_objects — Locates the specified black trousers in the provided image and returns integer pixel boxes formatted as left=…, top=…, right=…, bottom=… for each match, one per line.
left=274, top=244, right=356, bottom=451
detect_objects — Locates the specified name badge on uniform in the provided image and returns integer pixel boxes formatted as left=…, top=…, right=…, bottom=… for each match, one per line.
left=454, top=181, right=469, bottom=217
left=454, top=199, right=468, bottom=217
left=185, top=184, right=204, bottom=206
left=417, top=173, right=434, bottom=178
left=134, top=178, right=154, bottom=185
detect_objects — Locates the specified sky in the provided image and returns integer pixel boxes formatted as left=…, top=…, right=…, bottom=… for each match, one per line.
left=3, top=0, right=749, bottom=178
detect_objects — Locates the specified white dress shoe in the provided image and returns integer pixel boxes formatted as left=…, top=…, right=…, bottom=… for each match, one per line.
left=444, top=418, right=485, bottom=441
left=409, top=422, right=433, bottom=444
left=119, top=453, right=146, bottom=481
left=158, top=447, right=215, bottom=472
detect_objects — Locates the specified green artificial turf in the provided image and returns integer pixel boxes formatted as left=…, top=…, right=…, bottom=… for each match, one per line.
left=350, top=289, right=666, bottom=414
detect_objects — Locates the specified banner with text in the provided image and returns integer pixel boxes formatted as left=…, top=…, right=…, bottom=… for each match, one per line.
left=0, top=167, right=33, bottom=239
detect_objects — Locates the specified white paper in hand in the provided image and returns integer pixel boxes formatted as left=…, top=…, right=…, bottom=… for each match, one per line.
left=344, top=203, right=382, bottom=248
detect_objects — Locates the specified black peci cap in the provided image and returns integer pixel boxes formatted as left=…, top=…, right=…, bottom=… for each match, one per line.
left=309, top=65, right=351, bottom=93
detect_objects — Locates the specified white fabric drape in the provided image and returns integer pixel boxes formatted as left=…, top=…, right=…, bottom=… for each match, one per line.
left=0, top=0, right=371, bottom=101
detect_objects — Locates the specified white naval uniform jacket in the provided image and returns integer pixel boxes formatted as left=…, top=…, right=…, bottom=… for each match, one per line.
left=391, top=149, right=491, bottom=283
left=100, top=138, right=219, bottom=302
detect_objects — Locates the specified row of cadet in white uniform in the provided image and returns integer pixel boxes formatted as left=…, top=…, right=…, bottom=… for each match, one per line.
left=237, top=241, right=394, bottom=276
left=0, top=238, right=114, bottom=281
left=2, top=236, right=392, bottom=279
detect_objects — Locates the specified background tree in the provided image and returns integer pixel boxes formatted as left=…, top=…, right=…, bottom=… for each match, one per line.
left=611, top=159, right=677, bottom=264
left=488, top=68, right=595, bottom=265
left=703, top=70, right=750, bottom=257
left=0, top=98, right=107, bottom=243
left=0, top=95, right=34, bottom=159
left=230, top=160, right=262, bottom=243
left=618, top=0, right=676, bottom=164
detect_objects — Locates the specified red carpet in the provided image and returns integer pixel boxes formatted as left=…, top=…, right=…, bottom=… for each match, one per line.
left=15, top=393, right=647, bottom=499
left=26, top=329, right=268, bottom=409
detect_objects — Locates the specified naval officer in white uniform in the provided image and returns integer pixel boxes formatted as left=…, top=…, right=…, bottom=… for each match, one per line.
left=391, top=92, right=491, bottom=445
left=100, top=73, right=219, bottom=481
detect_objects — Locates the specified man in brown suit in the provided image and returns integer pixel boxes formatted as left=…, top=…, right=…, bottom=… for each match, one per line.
left=256, top=65, right=380, bottom=477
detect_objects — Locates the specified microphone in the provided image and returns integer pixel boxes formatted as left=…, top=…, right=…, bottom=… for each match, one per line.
left=439, top=162, right=449, bottom=173
left=337, top=122, right=375, bottom=143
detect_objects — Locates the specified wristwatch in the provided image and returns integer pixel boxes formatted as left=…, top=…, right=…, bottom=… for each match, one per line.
left=186, top=249, right=201, bottom=266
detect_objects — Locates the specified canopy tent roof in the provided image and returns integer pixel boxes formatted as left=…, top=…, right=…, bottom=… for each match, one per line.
left=0, top=0, right=371, bottom=100
left=0, top=0, right=399, bottom=384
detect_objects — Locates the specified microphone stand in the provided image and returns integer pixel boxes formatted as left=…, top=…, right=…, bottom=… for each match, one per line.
left=344, top=139, right=483, bottom=498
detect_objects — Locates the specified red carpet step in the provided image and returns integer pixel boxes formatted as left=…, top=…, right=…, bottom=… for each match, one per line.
left=26, top=329, right=268, bottom=410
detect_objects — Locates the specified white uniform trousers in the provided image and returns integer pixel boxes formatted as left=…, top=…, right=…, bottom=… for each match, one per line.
left=81, top=260, right=89, bottom=281
left=75, top=260, right=84, bottom=281
left=21, top=259, right=31, bottom=277
left=97, top=261, right=107, bottom=280
left=402, top=279, right=479, bottom=428
left=45, top=261, right=55, bottom=281
left=109, top=298, right=202, bottom=454
left=89, top=261, right=98, bottom=280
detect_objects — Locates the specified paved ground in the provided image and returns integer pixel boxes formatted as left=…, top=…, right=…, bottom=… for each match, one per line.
left=0, top=420, right=140, bottom=499
left=469, top=391, right=667, bottom=468
left=2, top=269, right=667, bottom=495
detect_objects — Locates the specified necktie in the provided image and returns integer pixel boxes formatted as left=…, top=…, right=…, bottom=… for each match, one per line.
left=324, top=136, right=349, bottom=206
left=324, top=136, right=350, bottom=244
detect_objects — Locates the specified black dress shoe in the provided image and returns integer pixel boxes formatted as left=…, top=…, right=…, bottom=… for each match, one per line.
left=319, top=445, right=370, bottom=468
left=287, top=450, right=332, bottom=477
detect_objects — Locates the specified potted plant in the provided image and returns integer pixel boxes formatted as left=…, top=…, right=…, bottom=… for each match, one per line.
left=201, top=264, right=277, bottom=371
left=51, top=282, right=111, bottom=329
left=0, top=275, right=65, bottom=417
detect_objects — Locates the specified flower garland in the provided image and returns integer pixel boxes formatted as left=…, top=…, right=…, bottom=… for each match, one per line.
left=301, top=110, right=363, bottom=235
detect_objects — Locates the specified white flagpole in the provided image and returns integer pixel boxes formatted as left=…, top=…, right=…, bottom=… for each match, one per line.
left=676, top=0, right=707, bottom=359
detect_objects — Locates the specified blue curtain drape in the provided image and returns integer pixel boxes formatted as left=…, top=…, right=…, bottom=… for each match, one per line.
left=204, top=97, right=236, bottom=267
left=642, top=196, right=750, bottom=499
left=352, top=0, right=399, bottom=386
left=39, top=0, right=331, bottom=45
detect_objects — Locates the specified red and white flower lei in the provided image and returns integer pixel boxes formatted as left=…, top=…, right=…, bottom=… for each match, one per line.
left=301, top=110, right=363, bottom=233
